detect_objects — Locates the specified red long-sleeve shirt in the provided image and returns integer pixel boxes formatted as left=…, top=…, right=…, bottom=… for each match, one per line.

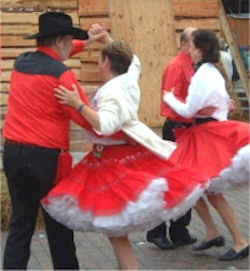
left=3, top=40, right=91, bottom=150
left=160, top=51, right=194, bottom=122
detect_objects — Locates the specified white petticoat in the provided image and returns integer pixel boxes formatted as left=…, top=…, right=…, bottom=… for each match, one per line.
left=207, top=144, right=250, bottom=194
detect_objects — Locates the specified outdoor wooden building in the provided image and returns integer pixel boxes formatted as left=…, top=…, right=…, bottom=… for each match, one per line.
left=1, top=0, right=249, bottom=136
left=227, top=15, right=250, bottom=47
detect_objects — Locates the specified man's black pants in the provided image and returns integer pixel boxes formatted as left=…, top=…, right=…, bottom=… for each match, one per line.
left=2, top=141, right=79, bottom=270
left=147, top=120, right=192, bottom=243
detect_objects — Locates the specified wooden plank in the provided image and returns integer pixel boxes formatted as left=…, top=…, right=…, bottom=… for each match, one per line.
left=0, top=120, right=6, bottom=131
left=80, top=50, right=100, bottom=63
left=71, top=42, right=104, bottom=54
left=0, top=110, right=8, bottom=126
left=67, top=12, right=80, bottom=26
left=80, top=17, right=111, bottom=31
left=72, top=69, right=81, bottom=80
left=0, top=83, right=10, bottom=92
left=1, top=60, right=15, bottom=71
left=175, top=18, right=220, bottom=31
left=219, top=1, right=249, bottom=100
left=0, top=93, right=9, bottom=105
left=1, top=35, right=36, bottom=47
left=80, top=70, right=101, bottom=83
left=64, top=59, right=81, bottom=69
left=1, top=12, right=79, bottom=25
left=0, top=72, right=11, bottom=82
left=110, top=0, right=177, bottom=126
left=79, top=0, right=109, bottom=16
left=1, top=24, right=38, bottom=35
left=80, top=63, right=101, bottom=82
left=82, top=42, right=104, bottom=51
left=1, top=48, right=35, bottom=59
left=1, top=0, right=77, bottom=9
left=1, top=12, right=39, bottom=24
left=173, top=0, right=219, bottom=18
left=227, top=17, right=250, bottom=47
left=72, top=49, right=102, bottom=62
left=0, top=106, right=8, bottom=115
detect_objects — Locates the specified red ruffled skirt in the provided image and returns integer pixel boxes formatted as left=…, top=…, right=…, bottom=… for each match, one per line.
left=42, top=143, right=208, bottom=236
left=169, top=120, right=250, bottom=194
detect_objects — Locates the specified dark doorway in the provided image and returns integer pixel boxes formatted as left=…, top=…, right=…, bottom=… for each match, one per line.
left=222, top=0, right=249, bottom=14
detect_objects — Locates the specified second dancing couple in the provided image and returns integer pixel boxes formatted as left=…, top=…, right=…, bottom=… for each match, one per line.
left=42, top=26, right=249, bottom=269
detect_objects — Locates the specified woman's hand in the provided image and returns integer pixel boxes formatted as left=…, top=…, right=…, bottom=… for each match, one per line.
left=55, top=84, right=101, bottom=131
left=54, top=84, right=83, bottom=109
left=87, top=24, right=113, bottom=45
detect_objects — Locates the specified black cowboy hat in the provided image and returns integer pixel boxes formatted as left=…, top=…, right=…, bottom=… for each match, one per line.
left=25, top=11, right=88, bottom=40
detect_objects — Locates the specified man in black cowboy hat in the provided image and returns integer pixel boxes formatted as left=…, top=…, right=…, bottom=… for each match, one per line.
left=2, top=11, right=109, bottom=270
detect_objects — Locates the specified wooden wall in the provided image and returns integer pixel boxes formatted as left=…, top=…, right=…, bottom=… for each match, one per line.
left=227, top=17, right=250, bottom=47
left=0, top=0, right=106, bottom=136
left=1, top=0, right=229, bottom=137
left=78, top=0, right=110, bottom=94
left=172, top=0, right=221, bottom=48
left=1, top=0, right=173, bottom=133
left=110, top=0, right=177, bottom=126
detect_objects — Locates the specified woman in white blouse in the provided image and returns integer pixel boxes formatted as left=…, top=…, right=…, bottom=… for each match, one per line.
left=164, top=29, right=249, bottom=261
left=42, top=35, right=210, bottom=270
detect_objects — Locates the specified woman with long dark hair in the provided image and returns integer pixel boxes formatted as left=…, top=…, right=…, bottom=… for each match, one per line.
left=164, top=29, right=249, bottom=261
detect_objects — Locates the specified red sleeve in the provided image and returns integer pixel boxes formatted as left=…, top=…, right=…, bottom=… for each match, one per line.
left=162, top=64, right=187, bottom=103
left=162, top=64, right=183, bottom=92
left=183, top=63, right=195, bottom=85
left=58, top=70, right=92, bottom=130
left=70, top=40, right=86, bottom=57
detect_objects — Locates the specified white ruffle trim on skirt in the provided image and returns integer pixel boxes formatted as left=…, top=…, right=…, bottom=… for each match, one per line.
left=207, top=144, right=250, bottom=194
left=42, top=178, right=168, bottom=236
left=160, top=183, right=209, bottom=222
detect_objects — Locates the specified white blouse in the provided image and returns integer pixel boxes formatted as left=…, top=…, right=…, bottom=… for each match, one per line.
left=93, top=55, right=141, bottom=135
left=86, top=55, right=176, bottom=159
left=164, top=63, right=231, bottom=121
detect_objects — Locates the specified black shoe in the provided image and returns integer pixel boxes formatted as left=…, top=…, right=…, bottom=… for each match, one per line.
left=219, top=246, right=249, bottom=261
left=192, top=236, right=225, bottom=251
left=173, top=236, right=197, bottom=247
left=147, top=236, right=175, bottom=250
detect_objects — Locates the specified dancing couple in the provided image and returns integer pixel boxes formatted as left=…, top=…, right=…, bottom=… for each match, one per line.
left=3, top=11, right=249, bottom=270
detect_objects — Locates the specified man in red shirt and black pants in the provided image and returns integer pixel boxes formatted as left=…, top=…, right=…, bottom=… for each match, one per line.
left=2, top=12, right=103, bottom=269
left=146, top=28, right=198, bottom=250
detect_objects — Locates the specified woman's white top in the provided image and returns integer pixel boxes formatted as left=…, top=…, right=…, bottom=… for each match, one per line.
left=163, top=63, right=231, bottom=120
left=86, top=55, right=176, bottom=159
